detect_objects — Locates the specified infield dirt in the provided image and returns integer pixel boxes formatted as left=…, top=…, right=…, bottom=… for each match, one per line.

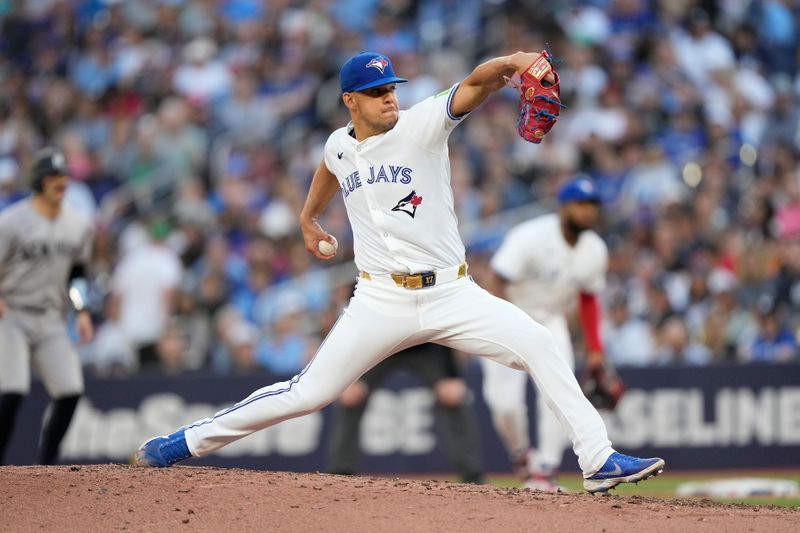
left=1, top=465, right=797, bottom=532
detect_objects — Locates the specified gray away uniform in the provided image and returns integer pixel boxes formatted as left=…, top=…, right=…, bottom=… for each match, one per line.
left=0, top=199, right=93, bottom=396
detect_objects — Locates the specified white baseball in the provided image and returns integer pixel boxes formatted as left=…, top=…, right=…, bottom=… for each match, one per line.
left=318, top=236, right=338, bottom=256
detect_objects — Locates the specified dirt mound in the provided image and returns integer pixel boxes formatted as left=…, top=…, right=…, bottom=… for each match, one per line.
left=1, top=465, right=796, bottom=532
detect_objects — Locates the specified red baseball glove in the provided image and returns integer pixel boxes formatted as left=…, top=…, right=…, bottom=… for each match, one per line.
left=511, top=51, right=564, bottom=143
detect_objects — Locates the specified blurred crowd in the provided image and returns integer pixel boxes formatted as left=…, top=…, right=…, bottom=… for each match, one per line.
left=1, top=0, right=799, bottom=377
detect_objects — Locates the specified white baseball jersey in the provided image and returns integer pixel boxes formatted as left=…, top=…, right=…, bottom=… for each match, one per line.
left=323, top=84, right=466, bottom=275
left=491, top=214, right=608, bottom=322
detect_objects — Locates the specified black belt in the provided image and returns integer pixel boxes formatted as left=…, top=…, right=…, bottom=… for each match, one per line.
left=13, top=305, right=50, bottom=314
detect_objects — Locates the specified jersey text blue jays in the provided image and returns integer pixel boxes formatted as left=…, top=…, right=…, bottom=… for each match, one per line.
left=341, top=165, right=413, bottom=197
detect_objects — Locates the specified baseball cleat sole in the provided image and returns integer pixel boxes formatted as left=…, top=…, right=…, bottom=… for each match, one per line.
left=129, top=449, right=162, bottom=467
left=583, top=458, right=665, bottom=493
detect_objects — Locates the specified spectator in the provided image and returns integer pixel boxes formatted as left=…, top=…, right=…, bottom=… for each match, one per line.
left=70, top=29, right=119, bottom=98
left=603, top=293, right=657, bottom=367
left=153, top=97, right=207, bottom=183
left=173, top=37, right=232, bottom=104
left=703, top=268, right=758, bottom=362
left=209, top=305, right=256, bottom=374
left=156, top=321, right=189, bottom=375
left=214, top=69, right=279, bottom=144
left=257, top=304, right=314, bottom=376
left=227, top=319, right=260, bottom=374
left=171, top=286, right=211, bottom=371
left=655, top=316, right=713, bottom=366
left=743, top=296, right=798, bottom=363
left=111, top=218, right=183, bottom=371
left=0, top=157, right=24, bottom=210
left=670, top=8, right=735, bottom=88
left=86, top=294, right=137, bottom=378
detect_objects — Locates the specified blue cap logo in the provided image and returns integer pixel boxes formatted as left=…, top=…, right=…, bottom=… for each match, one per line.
left=557, top=177, right=601, bottom=204
left=340, top=52, right=408, bottom=93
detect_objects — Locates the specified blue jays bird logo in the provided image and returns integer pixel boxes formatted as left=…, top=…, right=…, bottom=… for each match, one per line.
left=366, top=57, right=388, bottom=74
left=392, top=190, right=423, bottom=218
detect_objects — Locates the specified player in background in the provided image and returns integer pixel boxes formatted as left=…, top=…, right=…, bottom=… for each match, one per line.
left=133, top=50, right=663, bottom=493
left=481, top=176, right=615, bottom=491
left=0, top=148, right=95, bottom=464
left=326, top=343, right=484, bottom=484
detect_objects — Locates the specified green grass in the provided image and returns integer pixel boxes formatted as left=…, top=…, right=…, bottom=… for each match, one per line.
left=487, top=472, right=800, bottom=508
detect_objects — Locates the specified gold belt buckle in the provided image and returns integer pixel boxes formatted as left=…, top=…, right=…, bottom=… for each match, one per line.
left=390, top=272, right=435, bottom=289
left=406, top=274, right=423, bottom=289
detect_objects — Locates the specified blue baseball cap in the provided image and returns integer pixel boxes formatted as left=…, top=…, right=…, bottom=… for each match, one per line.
left=340, top=52, right=407, bottom=93
left=557, top=176, right=602, bottom=204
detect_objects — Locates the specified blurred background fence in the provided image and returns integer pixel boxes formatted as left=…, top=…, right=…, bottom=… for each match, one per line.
left=7, top=363, right=800, bottom=471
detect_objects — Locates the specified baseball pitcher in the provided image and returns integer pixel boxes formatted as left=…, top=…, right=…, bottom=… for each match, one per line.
left=0, top=148, right=94, bottom=465
left=133, top=50, right=664, bottom=493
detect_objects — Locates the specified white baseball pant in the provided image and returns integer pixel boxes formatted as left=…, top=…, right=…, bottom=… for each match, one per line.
left=480, top=313, right=573, bottom=472
left=183, top=273, right=613, bottom=475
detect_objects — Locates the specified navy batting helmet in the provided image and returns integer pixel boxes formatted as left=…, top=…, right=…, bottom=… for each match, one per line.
left=29, top=147, right=67, bottom=192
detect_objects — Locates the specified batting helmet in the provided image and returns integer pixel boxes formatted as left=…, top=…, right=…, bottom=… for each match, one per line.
left=29, top=147, right=67, bottom=192
left=557, top=176, right=601, bottom=205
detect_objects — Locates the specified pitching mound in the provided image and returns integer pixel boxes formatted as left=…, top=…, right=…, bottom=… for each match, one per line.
left=1, top=465, right=797, bottom=532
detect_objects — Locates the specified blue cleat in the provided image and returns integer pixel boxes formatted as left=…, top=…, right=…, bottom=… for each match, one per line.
left=131, top=430, right=192, bottom=467
left=583, top=452, right=665, bottom=493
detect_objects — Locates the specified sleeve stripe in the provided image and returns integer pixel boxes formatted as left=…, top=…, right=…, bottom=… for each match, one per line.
left=446, top=83, right=464, bottom=121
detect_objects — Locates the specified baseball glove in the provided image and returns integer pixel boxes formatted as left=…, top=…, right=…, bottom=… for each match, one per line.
left=581, top=361, right=625, bottom=410
left=511, top=50, right=564, bottom=143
